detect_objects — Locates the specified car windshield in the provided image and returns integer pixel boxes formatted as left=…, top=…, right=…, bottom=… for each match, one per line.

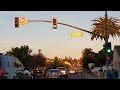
left=0, top=56, right=9, bottom=67
left=14, top=57, right=24, bottom=68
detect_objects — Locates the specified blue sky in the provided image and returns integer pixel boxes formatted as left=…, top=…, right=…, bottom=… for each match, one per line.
left=0, top=11, right=120, bottom=59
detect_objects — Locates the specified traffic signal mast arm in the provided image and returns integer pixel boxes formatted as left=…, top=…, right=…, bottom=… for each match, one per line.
left=28, top=20, right=105, bottom=39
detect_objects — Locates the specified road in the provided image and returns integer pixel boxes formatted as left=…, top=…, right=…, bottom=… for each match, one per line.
left=30, top=71, right=101, bottom=79
left=68, top=72, right=86, bottom=79
left=60, top=72, right=86, bottom=79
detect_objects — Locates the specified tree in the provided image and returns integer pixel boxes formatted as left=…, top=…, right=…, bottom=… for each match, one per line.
left=31, top=52, right=46, bottom=68
left=93, top=50, right=106, bottom=67
left=81, top=48, right=95, bottom=69
left=91, top=16, right=120, bottom=40
left=6, top=45, right=32, bottom=68
left=53, top=57, right=59, bottom=68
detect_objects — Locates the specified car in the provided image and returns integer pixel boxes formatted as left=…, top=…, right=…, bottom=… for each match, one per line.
left=0, top=53, right=31, bottom=79
left=57, top=67, right=68, bottom=78
left=46, top=69, right=62, bottom=79
left=69, top=68, right=76, bottom=74
left=17, top=69, right=32, bottom=79
left=31, top=67, right=47, bottom=79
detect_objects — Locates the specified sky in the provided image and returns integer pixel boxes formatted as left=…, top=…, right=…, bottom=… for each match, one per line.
left=0, top=11, right=120, bottom=59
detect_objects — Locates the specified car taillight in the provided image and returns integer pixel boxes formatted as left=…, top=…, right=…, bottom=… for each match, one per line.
left=31, top=70, right=33, bottom=74
left=0, top=68, right=5, bottom=77
left=46, top=73, right=48, bottom=76
left=42, top=71, right=44, bottom=74
left=36, top=68, right=38, bottom=70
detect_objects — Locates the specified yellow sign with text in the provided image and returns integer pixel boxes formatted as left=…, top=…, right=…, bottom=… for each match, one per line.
left=19, top=17, right=28, bottom=25
left=70, top=32, right=83, bottom=37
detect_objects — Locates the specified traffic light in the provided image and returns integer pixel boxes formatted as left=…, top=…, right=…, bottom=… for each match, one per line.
left=15, top=17, right=19, bottom=28
left=52, top=18, right=57, bottom=29
left=107, top=42, right=112, bottom=64
left=103, top=42, right=112, bottom=53
left=106, top=42, right=112, bottom=53
left=103, top=42, right=112, bottom=64
left=103, top=42, right=112, bottom=63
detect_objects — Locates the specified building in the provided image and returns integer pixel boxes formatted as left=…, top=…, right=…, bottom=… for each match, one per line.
left=113, top=46, right=120, bottom=78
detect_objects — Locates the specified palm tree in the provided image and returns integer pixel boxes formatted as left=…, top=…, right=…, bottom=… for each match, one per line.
left=90, top=16, right=120, bottom=40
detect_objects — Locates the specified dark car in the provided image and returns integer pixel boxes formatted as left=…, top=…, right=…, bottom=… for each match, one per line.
left=31, top=67, right=47, bottom=79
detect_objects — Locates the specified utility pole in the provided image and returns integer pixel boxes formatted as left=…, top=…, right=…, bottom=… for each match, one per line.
left=105, top=11, right=109, bottom=68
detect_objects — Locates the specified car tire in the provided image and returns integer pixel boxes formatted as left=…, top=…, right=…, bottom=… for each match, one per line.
left=32, top=76, right=36, bottom=79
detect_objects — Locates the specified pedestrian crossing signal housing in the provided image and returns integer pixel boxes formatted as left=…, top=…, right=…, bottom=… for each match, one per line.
left=15, top=17, right=19, bottom=28
left=52, top=18, right=57, bottom=29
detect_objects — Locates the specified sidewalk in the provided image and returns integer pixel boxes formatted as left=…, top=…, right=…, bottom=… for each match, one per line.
left=84, top=71, right=118, bottom=79
left=82, top=72, right=104, bottom=79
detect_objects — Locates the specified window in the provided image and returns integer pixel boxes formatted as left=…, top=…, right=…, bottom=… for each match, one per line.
left=0, top=56, right=9, bottom=67
left=57, top=67, right=66, bottom=70
left=14, top=57, right=24, bottom=68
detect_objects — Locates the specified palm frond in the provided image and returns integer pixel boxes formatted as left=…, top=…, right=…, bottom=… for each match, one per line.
left=91, top=16, right=120, bottom=41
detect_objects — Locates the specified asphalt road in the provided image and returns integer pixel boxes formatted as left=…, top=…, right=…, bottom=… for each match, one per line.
left=65, top=72, right=86, bottom=79
left=30, top=71, right=100, bottom=79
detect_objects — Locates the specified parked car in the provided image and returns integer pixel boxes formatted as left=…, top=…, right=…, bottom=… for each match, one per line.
left=57, top=67, right=68, bottom=78
left=31, top=67, right=47, bottom=79
left=0, top=53, right=31, bottom=79
left=46, top=69, right=62, bottom=79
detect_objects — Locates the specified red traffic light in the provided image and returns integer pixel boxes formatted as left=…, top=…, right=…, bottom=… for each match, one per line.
left=53, top=19, right=57, bottom=24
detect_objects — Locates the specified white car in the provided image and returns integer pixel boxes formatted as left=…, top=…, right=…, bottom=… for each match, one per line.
left=0, top=53, right=31, bottom=79
left=57, top=67, right=68, bottom=78
left=69, top=69, right=75, bottom=74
